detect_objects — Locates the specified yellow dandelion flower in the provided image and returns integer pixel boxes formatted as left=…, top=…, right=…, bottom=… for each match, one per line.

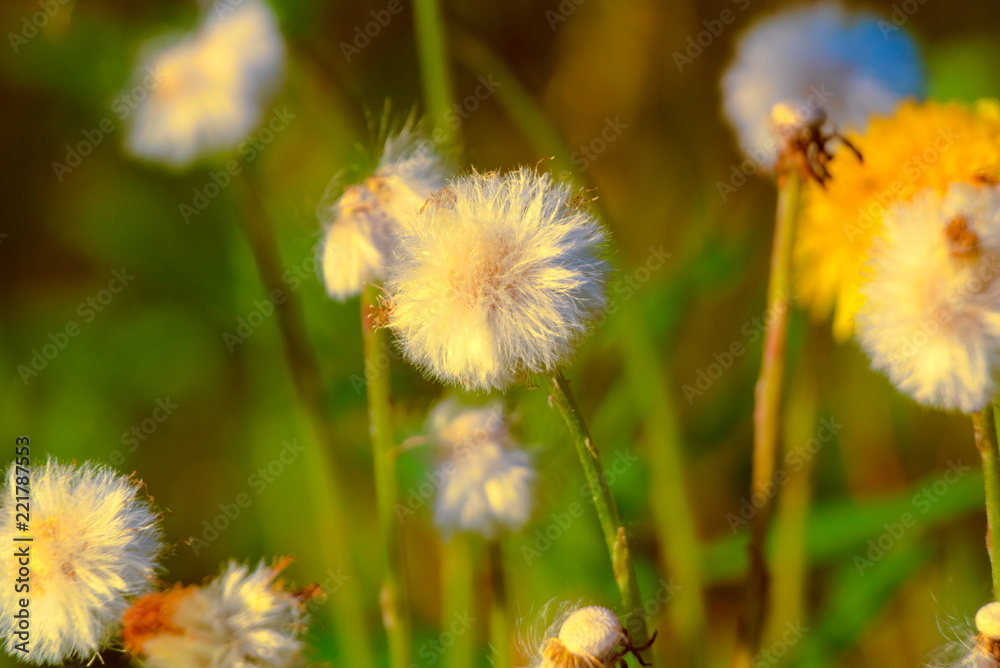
left=794, top=99, right=1000, bottom=340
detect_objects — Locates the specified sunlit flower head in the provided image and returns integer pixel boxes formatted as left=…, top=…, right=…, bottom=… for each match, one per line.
left=857, top=183, right=1000, bottom=413
left=521, top=603, right=652, bottom=668
left=123, top=559, right=311, bottom=667
left=0, top=459, right=163, bottom=665
left=796, top=100, right=1000, bottom=339
left=427, top=398, right=535, bottom=538
left=319, top=129, right=448, bottom=300
left=721, top=2, right=924, bottom=169
left=386, top=168, right=609, bottom=392
left=928, top=603, right=1000, bottom=668
left=124, top=0, right=285, bottom=167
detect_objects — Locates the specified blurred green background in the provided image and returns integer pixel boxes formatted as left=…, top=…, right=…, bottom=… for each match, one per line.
left=3, top=0, right=1000, bottom=666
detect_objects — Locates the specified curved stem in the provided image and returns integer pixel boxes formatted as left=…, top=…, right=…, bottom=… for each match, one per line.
left=236, top=175, right=375, bottom=668
left=361, top=284, right=409, bottom=668
left=731, top=168, right=802, bottom=668
left=544, top=370, right=648, bottom=647
left=975, top=404, right=1000, bottom=601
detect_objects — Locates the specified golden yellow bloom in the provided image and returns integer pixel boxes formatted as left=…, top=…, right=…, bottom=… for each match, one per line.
left=793, top=99, right=1000, bottom=340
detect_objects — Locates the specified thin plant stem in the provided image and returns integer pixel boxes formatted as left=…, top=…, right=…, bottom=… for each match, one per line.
left=731, top=168, right=802, bottom=668
left=361, top=284, right=409, bottom=668
left=442, top=536, right=477, bottom=668
left=235, top=174, right=375, bottom=668
left=544, top=370, right=648, bottom=646
left=488, top=540, right=511, bottom=668
left=617, top=302, right=706, bottom=666
left=413, top=0, right=455, bottom=144
left=976, top=403, right=1000, bottom=601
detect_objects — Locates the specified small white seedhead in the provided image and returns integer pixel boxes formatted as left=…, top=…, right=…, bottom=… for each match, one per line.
left=977, top=602, right=1000, bottom=640
left=557, top=606, right=624, bottom=657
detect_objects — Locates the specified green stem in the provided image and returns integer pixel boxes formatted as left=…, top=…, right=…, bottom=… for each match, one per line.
left=617, top=302, right=706, bottom=666
left=976, top=403, right=1000, bottom=601
left=488, top=541, right=511, bottom=668
left=732, top=168, right=802, bottom=668
left=236, top=175, right=375, bottom=668
left=361, top=284, right=409, bottom=668
left=413, top=0, right=454, bottom=144
left=442, top=536, right=477, bottom=668
left=544, top=370, right=648, bottom=646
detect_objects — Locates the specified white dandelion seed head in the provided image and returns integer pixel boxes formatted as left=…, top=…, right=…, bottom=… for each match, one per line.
left=721, top=1, right=924, bottom=168
left=523, top=604, right=625, bottom=668
left=857, top=183, right=1000, bottom=413
left=426, top=397, right=508, bottom=451
left=124, top=0, right=285, bottom=168
left=0, top=458, right=163, bottom=665
left=433, top=440, right=535, bottom=538
left=978, top=603, right=1000, bottom=640
left=124, top=560, right=309, bottom=668
left=318, top=130, right=448, bottom=300
left=386, top=167, right=610, bottom=392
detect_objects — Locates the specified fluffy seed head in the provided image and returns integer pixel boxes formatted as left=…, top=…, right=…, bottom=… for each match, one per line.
left=856, top=183, right=1000, bottom=413
left=124, top=0, right=285, bottom=167
left=123, top=559, right=310, bottom=667
left=386, top=168, right=609, bottom=391
left=722, top=2, right=924, bottom=169
left=795, top=99, right=1000, bottom=339
left=428, top=399, right=535, bottom=538
left=0, top=458, right=163, bottom=664
left=319, top=129, right=448, bottom=300
left=528, top=605, right=626, bottom=668
left=977, top=603, right=1000, bottom=640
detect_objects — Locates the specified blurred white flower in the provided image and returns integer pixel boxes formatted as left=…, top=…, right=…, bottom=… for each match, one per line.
left=0, top=459, right=163, bottom=665
left=124, top=0, right=285, bottom=167
left=319, top=129, right=449, bottom=300
left=428, top=398, right=535, bottom=538
left=123, top=559, right=310, bottom=668
left=387, top=167, right=609, bottom=391
left=857, top=183, right=1000, bottom=413
left=721, top=2, right=924, bottom=168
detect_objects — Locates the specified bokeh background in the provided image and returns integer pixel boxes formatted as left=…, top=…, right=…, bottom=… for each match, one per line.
left=3, top=0, right=1000, bottom=666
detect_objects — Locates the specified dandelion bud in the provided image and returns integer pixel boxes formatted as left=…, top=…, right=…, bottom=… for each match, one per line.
left=722, top=2, right=923, bottom=169
left=856, top=183, right=1000, bottom=413
left=0, top=459, right=163, bottom=664
left=977, top=602, right=1000, bottom=641
left=124, top=0, right=285, bottom=167
left=524, top=603, right=654, bottom=667
left=123, top=560, right=311, bottom=667
left=319, top=130, right=448, bottom=300
left=387, top=168, right=609, bottom=392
